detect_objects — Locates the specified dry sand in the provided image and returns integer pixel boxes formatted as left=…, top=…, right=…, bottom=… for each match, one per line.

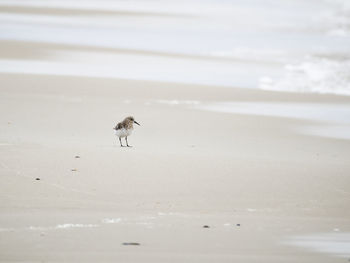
left=1, top=69, right=350, bottom=262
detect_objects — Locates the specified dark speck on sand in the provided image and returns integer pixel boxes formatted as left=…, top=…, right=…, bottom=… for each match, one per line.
left=122, top=242, right=140, bottom=246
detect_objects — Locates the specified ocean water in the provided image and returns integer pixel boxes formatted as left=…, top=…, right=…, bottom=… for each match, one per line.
left=0, top=0, right=349, bottom=94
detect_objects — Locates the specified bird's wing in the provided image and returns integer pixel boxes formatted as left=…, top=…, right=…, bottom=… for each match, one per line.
left=114, top=122, right=123, bottom=130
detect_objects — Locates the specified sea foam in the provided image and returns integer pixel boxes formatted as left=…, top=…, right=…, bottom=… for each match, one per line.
left=260, top=56, right=350, bottom=96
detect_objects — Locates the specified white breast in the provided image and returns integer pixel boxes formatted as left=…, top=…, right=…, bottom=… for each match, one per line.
left=115, top=128, right=133, bottom=138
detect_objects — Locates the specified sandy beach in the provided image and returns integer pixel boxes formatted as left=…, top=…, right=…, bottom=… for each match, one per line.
left=1, top=71, right=350, bottom=262
left=1, top=1, right=350, bottom=262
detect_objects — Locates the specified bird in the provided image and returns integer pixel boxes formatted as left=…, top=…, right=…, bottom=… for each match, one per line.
left=114, top=116, right=140, bottom=147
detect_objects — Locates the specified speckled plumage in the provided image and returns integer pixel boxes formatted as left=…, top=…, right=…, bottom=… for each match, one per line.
left=114, top=116, right=140, bottom=147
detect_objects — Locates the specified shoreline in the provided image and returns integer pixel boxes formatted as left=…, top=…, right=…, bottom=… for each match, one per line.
left=1, top=0, right=350, bottom=259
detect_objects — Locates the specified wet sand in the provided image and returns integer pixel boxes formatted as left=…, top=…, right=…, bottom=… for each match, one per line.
left=0, top=71, right=350, bottom=262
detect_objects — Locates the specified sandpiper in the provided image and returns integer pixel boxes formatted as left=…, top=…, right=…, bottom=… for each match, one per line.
left=114, top=116, right=140, bottom=147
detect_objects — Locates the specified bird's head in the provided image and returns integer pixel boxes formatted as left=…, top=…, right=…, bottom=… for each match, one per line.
left=126, top=116, right=140, bottom=126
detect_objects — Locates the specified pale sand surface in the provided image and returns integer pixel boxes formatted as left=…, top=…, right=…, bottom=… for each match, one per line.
left=1, top=70, right=350, bottom=262
left=1, top=2, right=350, bottom=262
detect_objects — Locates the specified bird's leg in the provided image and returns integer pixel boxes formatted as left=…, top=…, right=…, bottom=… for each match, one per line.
left=126, top=137, right=131, bottom=147
left=119, top=137, right=124, bottom=147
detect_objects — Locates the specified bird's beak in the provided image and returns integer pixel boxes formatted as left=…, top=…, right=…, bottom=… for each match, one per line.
left=134, top=121, right=140, bottom=126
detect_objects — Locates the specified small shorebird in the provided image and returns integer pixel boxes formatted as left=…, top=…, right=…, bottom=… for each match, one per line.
left=114, top=116, right=140, bottom=147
